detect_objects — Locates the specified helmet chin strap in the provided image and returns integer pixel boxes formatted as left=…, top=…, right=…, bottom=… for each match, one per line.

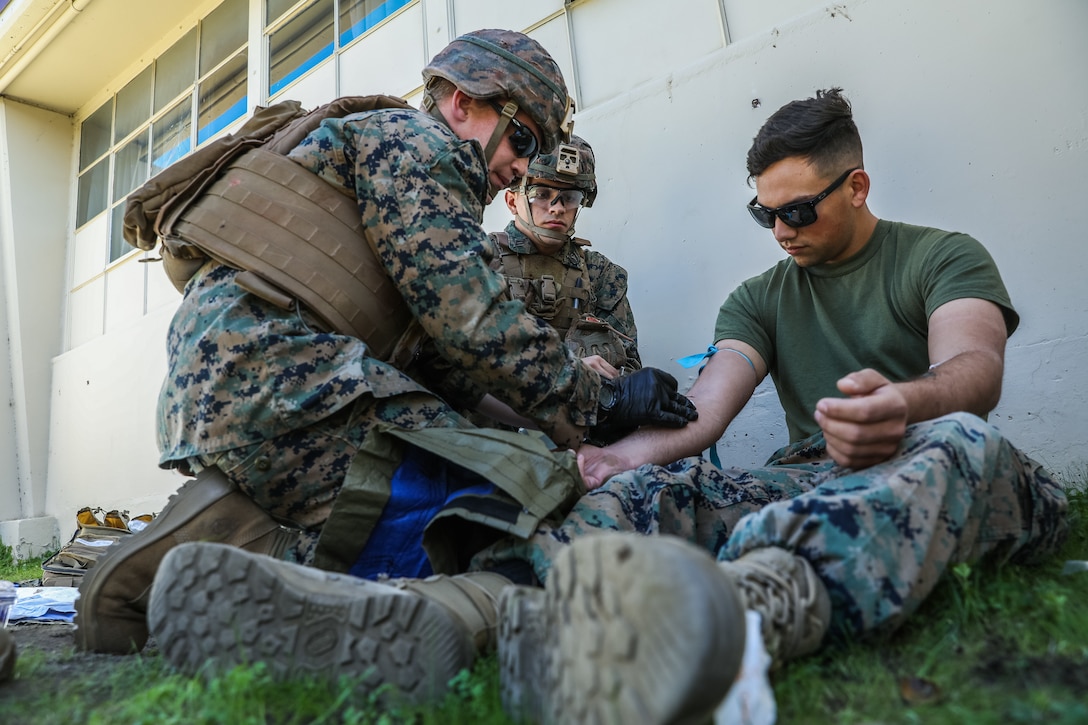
left=426, top=91, right=515, bottom=198
left=519, top=192, right=580, bottom=253
left=483, top=101, right=518, bottom=161
left=422, top=89, right=451, bottom=128
left=481, top=101, right=519, bottom=197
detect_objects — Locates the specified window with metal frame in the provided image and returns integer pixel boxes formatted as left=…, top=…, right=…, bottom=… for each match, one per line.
left=266, top=0, right=412, bottom=97
left=74, top=0, right=248, bottom=266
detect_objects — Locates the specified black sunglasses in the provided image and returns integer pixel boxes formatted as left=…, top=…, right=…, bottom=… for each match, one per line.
left=491, top=102, right=540, bottom=159
left=747, top=167, right=860, bottom=229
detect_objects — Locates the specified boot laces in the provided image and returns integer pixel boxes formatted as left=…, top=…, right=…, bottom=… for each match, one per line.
left=727, top=550, right=824, bottom=663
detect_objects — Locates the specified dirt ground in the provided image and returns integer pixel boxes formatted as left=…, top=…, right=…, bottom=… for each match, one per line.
left=0, top=621, right=158, bottom=712
left=5, top=622, right=80, bottom=660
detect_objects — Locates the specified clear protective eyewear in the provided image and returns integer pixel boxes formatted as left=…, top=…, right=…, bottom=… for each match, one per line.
left=524, top=184, right=585, bottom=210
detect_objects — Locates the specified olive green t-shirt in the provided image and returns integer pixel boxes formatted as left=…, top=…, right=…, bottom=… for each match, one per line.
left=714, top=219, right=1018, bottom=442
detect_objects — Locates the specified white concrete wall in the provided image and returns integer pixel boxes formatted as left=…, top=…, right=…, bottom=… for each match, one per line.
left=485, top=0, right=1088, bottom=477
left=0, top=100, right=69, bottom=553
left=0, top=107, right=20, bottom=519
left=44, top=303, right=183, bottom=529
left=24, top=0, right=1088, bottom=541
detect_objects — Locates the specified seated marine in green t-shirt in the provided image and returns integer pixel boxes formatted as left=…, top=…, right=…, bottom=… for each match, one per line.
left=492, top=87, right=1069, bottom=725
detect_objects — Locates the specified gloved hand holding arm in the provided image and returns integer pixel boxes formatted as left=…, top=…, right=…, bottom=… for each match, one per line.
left=595, top=367, right=698, bottom=431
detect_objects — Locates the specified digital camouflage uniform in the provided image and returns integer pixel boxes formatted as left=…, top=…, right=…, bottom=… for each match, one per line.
left=158, top=107, right=597, bottom=572
left=489, top=221, right=641, bottom=370
left=475, top=413, right=1068, bottom=637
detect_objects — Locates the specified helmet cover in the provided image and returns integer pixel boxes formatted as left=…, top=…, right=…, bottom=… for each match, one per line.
left=527, top=135, right=597, bottom=207
left=422, top=29, right=574, bottom=153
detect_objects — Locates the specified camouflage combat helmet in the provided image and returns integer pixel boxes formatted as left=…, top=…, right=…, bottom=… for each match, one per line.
left=527, top=135, right=597, bottom=208
left=511, top=134, right=598, bottom=251
left=422, top=29, right=573, bottom=156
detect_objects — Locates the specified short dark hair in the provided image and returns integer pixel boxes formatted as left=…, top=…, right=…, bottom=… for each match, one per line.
left=746, top=88, right=863, bottom=182
left=425, top=76, right=458, bottom=103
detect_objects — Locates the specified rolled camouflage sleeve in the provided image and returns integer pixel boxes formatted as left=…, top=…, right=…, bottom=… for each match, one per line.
left=292, top=110, right=599, bottom=437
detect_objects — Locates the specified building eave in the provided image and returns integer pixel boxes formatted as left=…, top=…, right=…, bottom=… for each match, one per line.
left=0, top=0, right=206, bottom=116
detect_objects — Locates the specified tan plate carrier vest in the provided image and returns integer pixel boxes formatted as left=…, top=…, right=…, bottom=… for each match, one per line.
left=157, top=148, right=416, bottom=363
left=490, top=232, right=637, bottom=371
left=490, top=232, right=591, bottom=335
left=127, top=96, right=423, bottom=366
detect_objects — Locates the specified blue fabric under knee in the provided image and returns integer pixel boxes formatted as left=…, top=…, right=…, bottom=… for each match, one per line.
left=348, top=444, right=495, bottom=580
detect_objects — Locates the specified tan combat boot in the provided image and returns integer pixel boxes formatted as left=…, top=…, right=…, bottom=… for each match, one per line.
left=74, top=467, right=298, bottom=654
left=379, top=569, right=509, bottom=654
left=148, top=541, right=508, bottom=702
left=718, top=546, right=832, bottom=666
left=498, top=533, right=747, bottom=725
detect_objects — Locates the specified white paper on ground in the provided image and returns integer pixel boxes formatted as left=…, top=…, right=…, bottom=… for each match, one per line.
left=714, top=610, right=777, bottom=725
left=9, top=586, right=80, bottom=623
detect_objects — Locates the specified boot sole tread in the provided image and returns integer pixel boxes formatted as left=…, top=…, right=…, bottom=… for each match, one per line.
left=149, top=542, right=473, bottom=701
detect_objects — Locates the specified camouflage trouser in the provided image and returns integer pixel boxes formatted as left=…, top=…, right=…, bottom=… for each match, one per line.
left=196, top=390, right=467, bottom=563
left=472, top=412, right=1069, bottom=637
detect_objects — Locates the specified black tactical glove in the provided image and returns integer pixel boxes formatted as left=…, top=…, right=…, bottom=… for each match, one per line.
left=595, top=368, right=698, bottom=431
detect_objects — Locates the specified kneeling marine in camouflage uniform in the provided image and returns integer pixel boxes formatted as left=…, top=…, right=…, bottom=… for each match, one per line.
left=77, top=29, right=698, bottom=713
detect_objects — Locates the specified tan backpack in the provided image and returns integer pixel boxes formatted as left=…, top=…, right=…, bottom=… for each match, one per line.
left=41, top=508, right=154, bottom=587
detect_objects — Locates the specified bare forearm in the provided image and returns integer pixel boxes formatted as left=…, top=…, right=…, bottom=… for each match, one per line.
left=580, top=343, right=762, bottom=480
left=816, top=296, right=1009, bottom=470
left=895, top=348, right=1004, bottom=424
left=594, top=405, right=729, bottom=469
left=900, top=297, right=1009, bottom=423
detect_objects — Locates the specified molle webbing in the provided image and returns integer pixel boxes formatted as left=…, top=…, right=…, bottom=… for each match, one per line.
left=492, top=233, right=589, bottom=335
left=158, top=148, right=413, bottom=362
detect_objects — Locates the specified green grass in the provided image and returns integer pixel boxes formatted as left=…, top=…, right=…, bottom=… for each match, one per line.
left=2, top=638, right=508, bottom=725
left=2, top=481, right=1086, bottom=724
left=93, top=657, right=510, bottom=725
left=775, top=480, right=1088, bottom=724
left=0, top=549, right=50, bottom=585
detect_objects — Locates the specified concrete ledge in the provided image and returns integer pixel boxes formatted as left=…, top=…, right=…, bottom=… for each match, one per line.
left=0, top=517, right=59, bottom=561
